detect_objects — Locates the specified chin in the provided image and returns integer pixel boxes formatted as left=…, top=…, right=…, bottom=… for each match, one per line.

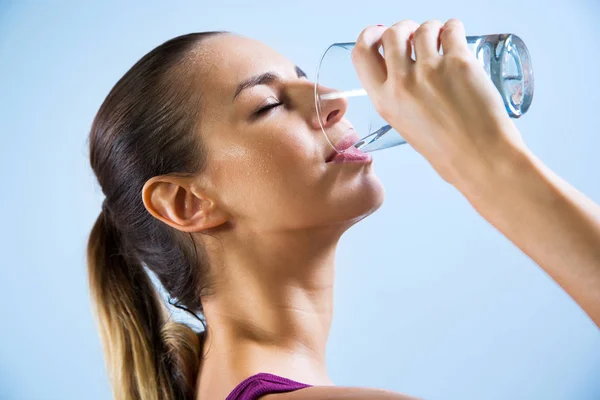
left=353, top=179, right=386, bottom=222
left=332, top=171, right=386, bottom=225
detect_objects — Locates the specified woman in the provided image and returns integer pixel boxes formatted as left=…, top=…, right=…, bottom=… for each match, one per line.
left=86, top=18, right=600, bottom=400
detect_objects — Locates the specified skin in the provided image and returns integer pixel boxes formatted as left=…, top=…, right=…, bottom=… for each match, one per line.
left=142, top=33, right=385, bottom=398
left=350, top=18, right=600, bottom=337
left=142, top=19, right=600, bottom=400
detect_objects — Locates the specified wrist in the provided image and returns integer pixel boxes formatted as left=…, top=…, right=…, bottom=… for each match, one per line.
left=452, top=132, right=535, bottom=204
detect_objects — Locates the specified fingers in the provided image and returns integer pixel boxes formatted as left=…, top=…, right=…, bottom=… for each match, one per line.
left=440, top=19, right=469, bottom=55
left=352, top=25, right=388, bottom=91
left=352, top=18, right=469, bottom=90
left=413, top=20, right=444, bottom=61
left=380, top=20, right=420, bottom=72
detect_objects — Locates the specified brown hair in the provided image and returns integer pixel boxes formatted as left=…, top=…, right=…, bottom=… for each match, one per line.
left=86, top=31, right=226, bottom=400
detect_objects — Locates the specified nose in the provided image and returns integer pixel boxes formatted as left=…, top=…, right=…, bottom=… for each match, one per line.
left=311, top=85, right=349, bottom=131
left=286, top=79, right=349, bottom=132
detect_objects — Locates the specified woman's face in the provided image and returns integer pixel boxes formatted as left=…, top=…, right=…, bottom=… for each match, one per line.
left=195, top=34, right=384, bottom=233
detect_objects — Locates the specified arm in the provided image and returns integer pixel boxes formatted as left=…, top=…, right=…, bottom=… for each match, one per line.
left=455, top=137, right=600, bottom=329
left=350, top=18, right=600, bottom=329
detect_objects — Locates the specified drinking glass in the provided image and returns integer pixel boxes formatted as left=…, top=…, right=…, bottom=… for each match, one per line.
left=315, top=34, right=534, bottom=153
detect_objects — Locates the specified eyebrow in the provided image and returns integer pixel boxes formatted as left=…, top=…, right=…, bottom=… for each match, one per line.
left=233, top=65, right=308, bottom=102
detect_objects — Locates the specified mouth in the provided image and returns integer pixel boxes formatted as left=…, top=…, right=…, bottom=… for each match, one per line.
left=324, top=130, right=362, bottom=163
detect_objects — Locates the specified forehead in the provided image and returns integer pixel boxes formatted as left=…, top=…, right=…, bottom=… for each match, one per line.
left=195, top=34, right=296, bottom=104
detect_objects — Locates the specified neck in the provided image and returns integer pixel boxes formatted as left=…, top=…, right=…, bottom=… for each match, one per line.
left=198, top=224, right=344, bottom=387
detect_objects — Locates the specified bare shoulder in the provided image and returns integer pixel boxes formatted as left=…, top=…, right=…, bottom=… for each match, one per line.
left=261, top=386, right=423, bottom=400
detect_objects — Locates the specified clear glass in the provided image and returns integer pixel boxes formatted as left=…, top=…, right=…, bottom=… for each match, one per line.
left=315, top=34, right=534, bottom=154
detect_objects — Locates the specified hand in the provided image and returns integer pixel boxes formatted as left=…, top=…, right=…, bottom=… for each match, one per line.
left=352, top=19, right=528, bottom=187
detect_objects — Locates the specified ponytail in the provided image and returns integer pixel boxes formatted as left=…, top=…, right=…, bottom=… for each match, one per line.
left=87, top=205, right=201, bottom=400
left=86, top=31, right=223, bottom=399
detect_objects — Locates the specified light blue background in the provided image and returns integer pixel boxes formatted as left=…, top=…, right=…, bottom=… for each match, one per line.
left=1, top=1, right=599, bottom=399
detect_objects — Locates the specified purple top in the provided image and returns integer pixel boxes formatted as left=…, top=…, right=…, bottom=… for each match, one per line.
left=225, top=372, right=312, bottom=400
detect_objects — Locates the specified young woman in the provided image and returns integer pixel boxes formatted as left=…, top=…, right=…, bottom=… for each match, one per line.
left=87, top=18, right=600, bottom=400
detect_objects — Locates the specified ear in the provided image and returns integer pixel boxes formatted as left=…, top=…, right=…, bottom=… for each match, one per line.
left=141, top=175, right=229, bottom=233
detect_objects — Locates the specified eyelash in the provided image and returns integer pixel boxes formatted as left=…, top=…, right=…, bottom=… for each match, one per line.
left=255, top=101, right=283, bottom=116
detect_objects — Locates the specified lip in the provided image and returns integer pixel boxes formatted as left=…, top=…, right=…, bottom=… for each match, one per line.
left=328, top=148, right=373, bottom=164
left=325, top=130, right=372, bottom=164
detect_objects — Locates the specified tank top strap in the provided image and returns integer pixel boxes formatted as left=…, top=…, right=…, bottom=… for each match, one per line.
left=225, top=372, right=312, bottom=400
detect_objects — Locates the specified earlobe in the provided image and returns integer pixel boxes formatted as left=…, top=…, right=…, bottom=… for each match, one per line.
left=141, top=176, right=229, bottom=233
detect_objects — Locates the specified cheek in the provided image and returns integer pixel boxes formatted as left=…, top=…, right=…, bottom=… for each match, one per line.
left=208, top=136, right=321, bottom=220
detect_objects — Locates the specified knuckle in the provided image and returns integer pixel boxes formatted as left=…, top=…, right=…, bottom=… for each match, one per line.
left=390, top=19, right=419, bottom=31
left=389, top=70, right=410, bottom=87
left=420, top=59, right=438, bottom=73
left=413, top=28, right=428, bottom=41
left=353, top=35, right=370, bottom=53
left=423, top=19, right=444, bottom=27
left=397, top=76, right=417, bottom=99
left=448, top=53, right=471, bottom=66
left=414, top=60, right=437, bottom=82
left=414, top=24, right=428, bottom=35
left=412, top=29, right=426, bottom=42
left=445, top=53, right=474, bottom=72
left=441, top=19, right=464, bottom=38
left=444, top=18, right=464, bottom=29
left=440, top=25, right=456, bottom=37
left=416, top=19, right=443, bottom=35
left=354, top=25, right=380, bottom=51
left=389, top=19, right=420, bottom=40
left=381, top=26, right=399, bottom=45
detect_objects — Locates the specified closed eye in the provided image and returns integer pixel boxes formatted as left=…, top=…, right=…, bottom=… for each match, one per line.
left=255, top=101, right=283, bottom=116
left=253, top=66, right=304, bottom=118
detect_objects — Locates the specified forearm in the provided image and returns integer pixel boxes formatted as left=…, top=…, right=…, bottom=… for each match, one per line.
left=456, top=138, right=600, bottom=329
